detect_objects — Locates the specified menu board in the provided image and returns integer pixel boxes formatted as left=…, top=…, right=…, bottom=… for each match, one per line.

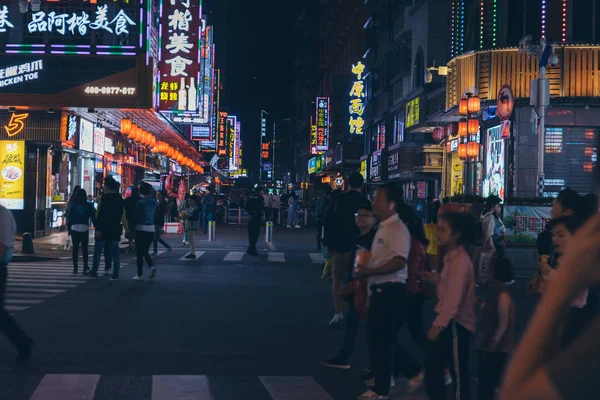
left=0, top=140, right=25, bottom=210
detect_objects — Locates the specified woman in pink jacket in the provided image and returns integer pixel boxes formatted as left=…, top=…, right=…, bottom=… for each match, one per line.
left=421, top=212, right=477, bottom=400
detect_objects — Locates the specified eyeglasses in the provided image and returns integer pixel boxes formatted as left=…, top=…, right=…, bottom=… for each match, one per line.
left=354, top=213, right=373, bottom=218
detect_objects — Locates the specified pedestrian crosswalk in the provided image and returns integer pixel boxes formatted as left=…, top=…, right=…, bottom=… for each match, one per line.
left=3, top=374, right=336, bottom=400
left=167, top=251, right=326, bottom=265
left=4, top=262, right=126, bottom=313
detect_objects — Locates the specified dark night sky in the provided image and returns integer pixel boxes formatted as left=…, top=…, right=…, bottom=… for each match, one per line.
left=204, top=0, right=296, bottom=177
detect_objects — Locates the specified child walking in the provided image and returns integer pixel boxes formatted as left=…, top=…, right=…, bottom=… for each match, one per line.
left=477, top=255, right=515, bottom=400
left=421, top=212, right=477, bottom=400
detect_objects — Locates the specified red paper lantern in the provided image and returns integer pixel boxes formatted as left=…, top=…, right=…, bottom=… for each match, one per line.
left=121, top=118, right=132, bottom=135
left=459, top=120, right=467, bottom=137
left=459, top=99, right=468, bottom=115
left=468, top=97, right=481, bottom=113
left=458, top=143, right=467, bottom=160
left=129, top=125, right=139, bottom=141
left=468, top=119, right=480, bottom=134
left=467, top=142, right=479, bottom=158
left=432, top=127, right=444, bottom=142
left=445, top=122, right=457, bottom=137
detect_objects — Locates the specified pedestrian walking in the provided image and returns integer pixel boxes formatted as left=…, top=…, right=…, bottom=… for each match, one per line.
left=181, top=195, right=200, bottom=259
left=321, top=203, right=376, bottom=370
left=478, top=195, right=505, bottom=286
left=124, top=186, right=140, bottom=253
left=421, top=212, right=477, bottom=400
left=477, top=257, right=515, bottom=400
left=315, top=187, right=332, bottom=250
left=245, top=188, right=264, bottom=256
left=85, top=176, right=126, bottom=280
left=0, top=204, right=33, bottom=365
left=325, top=173, right=369, bottom=327
left=66, top=188, right=96, bottom=274
left=153, top=191, right=172, bottom=255
left=263, top=190, right=272, bottom=221
left=286, top=191, right=300, bottom=228
left=133, top=182, right=157, bottom=280
left=179, top=193, right=191, bottom=245
left=355, top=183, right=417, bottom=400
left=201, top=189, right=216, bottom=233
left=270, top=192, right=281, bottom=224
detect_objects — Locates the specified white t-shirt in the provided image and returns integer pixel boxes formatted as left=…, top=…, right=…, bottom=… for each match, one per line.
left=368, top=214, right=411, bottom=285
left=0, top=205, right=17, bottom=261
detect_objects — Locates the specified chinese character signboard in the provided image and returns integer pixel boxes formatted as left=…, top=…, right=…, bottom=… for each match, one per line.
left=232, top=121, right=241, bottom=171
left=315, top=97, right=329, bottom=152
left=227, top=115, right=237, bottom=171
left=503, top=206, right=552, bottom=245
left=405, top=97, right=420, bottom=128
left=349, top=62, right=365, bottom=135
left=217, top=111, right=228, bottom=157
left=0, top=1, right=147, bottom=55
left=0, top=140, right=24, bottom=210
left=370, top=150, right=383, bottom=182
left=310, top=123, right=318, bottom=155
left=157, top=0, right=202, bottom=113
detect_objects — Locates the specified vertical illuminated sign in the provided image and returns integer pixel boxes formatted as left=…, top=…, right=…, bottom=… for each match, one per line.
left=310, top=117, right=317, bottom=155
left=158, top=0, right=202, bottom=112
left=227, top=115, right=237, bottom=171
left=217, top=111, right=228, bottom=157
left=233, top=121, right=241, bottom=171
left=349, top=62, right=366, bottom=135
left=315, top=97, right=329, bottom=152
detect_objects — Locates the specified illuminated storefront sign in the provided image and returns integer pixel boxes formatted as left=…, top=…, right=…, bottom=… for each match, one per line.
left=79, top=119, right=94, bottom=153
left=0, top=140, right=24, bottom=210
left=93, top=126, right=105, bottom=155
left=232, top=121, right=241, bottom=171
left=190, top=125, right=210, bottom=141
left=405, top=97, right=420, bottom=128
left=157, top=0, right=202, bottom=112
left=217, top=111, right=228, bottom=156
left=315, top=97, right=329, bottom=152
left=0, top=2, right=147, bottom=55
left=0, top=60, right=42, bottom=88
left=4, top=113, right=28, bottom=137
left=310, top=123, right=318, bottom=155
left=261, top=116, right=267, bottom=137
left=308, top=157, right=316, bottom=174
left=483, top=125, right=505, bottom=200
left=227, top=115, right=237, bottom=171
left=360, top=157, right=367, bottom=180
left=261, top=142, right=270, bottom=162
left=349, top=61, right=365, bottom=135
left=104, top=136, right=115, bottom=154
left=370, top=150, right=383, bottom=182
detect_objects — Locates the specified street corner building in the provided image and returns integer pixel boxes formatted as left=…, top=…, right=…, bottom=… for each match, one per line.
left=0, top=0, right=219, bottom=236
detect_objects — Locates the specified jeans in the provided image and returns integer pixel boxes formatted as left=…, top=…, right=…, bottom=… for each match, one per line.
left=248, top=220, right=260, bottom=250
left=0, top=265, right=31, bottom=351
left=153, top=224, right=171, bottom=253
left=182, top=221, right=188, bottom=243
left=202, top=212, right=214, bottom=233
left=405, top=292, right=430, bottom=353
left=136, top=230, right=154, bottom=276
left=71, top=231, right=89, bottom=271
left=287, top=207, right=297, bottom=226
left=478, top=351, right=507, bottom=400
left=425, top=320, right=473, bottom=400
left=367, top=282, right=411, bottom=396
left=188, top=231, right=196, bottom=255
left=337, top=294, right=361, bottom=362
left=92, top=240, right=120, bottom=277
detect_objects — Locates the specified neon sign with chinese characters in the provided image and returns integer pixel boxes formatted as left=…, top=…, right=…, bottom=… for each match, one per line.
left=315, top=97, right=329, bottom=152
left=310, top=123, right=317, bottom=155
left=157, top=0, right=202, bottom=113
left=217, top=111, right=228, bottom=157
left=227, top=115, right=237, bottom=171
left=349, top=61, right=365, bottom=135
left=0, top=60, right=42, bottom=88
left=0, top=2, right=147, bottom=55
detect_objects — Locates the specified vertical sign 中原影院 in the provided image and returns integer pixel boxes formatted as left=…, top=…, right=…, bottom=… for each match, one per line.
left=316, top=97, right=329, bottom=152
left=0, top=140, right=25, bottom=210
left=158, top=0, right=202, bottom=113
left=349, top=61, right=366, bottom=135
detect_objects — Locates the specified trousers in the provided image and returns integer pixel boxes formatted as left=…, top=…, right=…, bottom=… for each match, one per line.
left=0, top=265, right=30, bottom=351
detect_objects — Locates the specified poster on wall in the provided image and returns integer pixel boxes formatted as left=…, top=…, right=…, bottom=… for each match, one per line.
left=0, top=140, right=25, bottom=210
left=449, top=153, right=463, bottom=196
left=79, top=119, right=94, bottom=153
left=93, top=127, right=105, bottom=155
left=483, top=125, right=505, bottom=200
left=503, top=206, right=552, bottom=245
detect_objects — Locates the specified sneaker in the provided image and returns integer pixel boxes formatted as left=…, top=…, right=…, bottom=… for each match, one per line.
left=110, top=276, right=120, bottom=281
left=287, top=225, right=292, bottom=228
left=357, top=390, right=388, bottom=400
left=104, top=269, right=112, bottom=276
left=321, top=274, right=331, bottom=280
left=321, top=356, right=350, bottom=370
left=505, top=279, right=515, bottom=285
left=329, top=313, right=343, bottom=327
left=83, top=270, right=98, bottom=278
left=182, top=241, right=189, bottom=245
left=444, top=369, right=453, bottom=386
left=246, top=248, right=259, bottom=257
left=295, top=225, right=301, bottom=228
left=151, top=251, right=158, bottom=256
left=365, top=376, right=395, bottom=388
left=133, top=275, right=144, bottom=281
left=72, top=268, right=78, bottom=275
left=149, top=267, right=156, bottom=280
left=16, top=339, right=33, bottom=365
left=184, top=253, right=196, bottom=260
left=407, top=371, right=424, bottom=393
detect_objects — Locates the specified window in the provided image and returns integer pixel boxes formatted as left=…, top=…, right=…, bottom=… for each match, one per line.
left=394, top=113, right=404, bottom=144
left=413, top=47, right=424, bottom=91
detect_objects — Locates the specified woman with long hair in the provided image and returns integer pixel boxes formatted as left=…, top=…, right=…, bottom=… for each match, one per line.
left=133, top=183, right=157, bottom=281
left=66, top=188, right=95, bottom=274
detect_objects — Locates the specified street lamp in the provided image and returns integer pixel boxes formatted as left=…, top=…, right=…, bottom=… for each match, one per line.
left=458, top=92, right=481, bottom=195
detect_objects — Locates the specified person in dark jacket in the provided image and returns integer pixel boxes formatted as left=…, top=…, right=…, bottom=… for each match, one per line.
left=153, top=191, right=172, bottom=255
left=324, top=172, right=370, bottom=327
left=245, top=188, right=264, bottom=256
left=315, top=186, right=332, bottom=250
left=134, top=182, right=158, bottom=280
left=124, top=186, right=140, bottom=252
left=201, top=190, right=216, bottom=233
left=85, top=176, right=126, bottom=280
left=66, top=189, right=96, bottom=274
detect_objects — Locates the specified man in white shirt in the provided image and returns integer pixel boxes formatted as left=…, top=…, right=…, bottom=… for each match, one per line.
left=0, top=205, right=33, bottom=364
left=356, top=183, right=414, bottom=400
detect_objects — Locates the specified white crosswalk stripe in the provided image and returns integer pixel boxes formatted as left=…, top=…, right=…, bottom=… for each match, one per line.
left=268, top=252, right=285, bottom=263
left=18, top=374, right=335, bottom=400
left=309, top=253, right=325, bottom=264
left=223, top=251, right=245, bottom=262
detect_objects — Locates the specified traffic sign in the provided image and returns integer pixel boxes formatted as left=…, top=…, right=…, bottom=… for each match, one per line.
left=497, top=84, right=514, bottom=121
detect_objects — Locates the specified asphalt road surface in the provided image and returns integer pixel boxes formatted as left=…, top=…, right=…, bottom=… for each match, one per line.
left=0, top=225, right=537, bottom=400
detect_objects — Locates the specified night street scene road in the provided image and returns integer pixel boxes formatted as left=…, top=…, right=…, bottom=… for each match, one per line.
left=2, top=0, right=600, bottom=399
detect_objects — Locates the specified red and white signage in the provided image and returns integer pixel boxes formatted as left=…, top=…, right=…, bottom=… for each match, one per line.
left=497, top=84, right=514, bottom=121
left=157, top=0, right=202, bottom=113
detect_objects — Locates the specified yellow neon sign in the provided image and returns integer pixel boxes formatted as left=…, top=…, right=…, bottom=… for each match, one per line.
left=349, top=62, right=366, bottom=135
left=4, top=113, right=29, bottom=137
